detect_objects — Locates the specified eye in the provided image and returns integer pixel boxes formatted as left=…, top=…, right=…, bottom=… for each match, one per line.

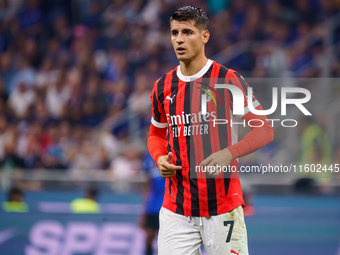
left=186, top=31, right=192, bottom=35
left=172, top=31, right=178, bottom=36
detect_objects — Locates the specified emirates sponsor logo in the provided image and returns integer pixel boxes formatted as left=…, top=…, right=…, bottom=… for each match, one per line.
left=166, top=111, right=217, bottom=127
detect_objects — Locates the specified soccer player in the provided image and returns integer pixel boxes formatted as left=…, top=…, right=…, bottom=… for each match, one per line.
left=140, top=151, right=165, bottom=255
left=148, top=6, right=274, bottom=255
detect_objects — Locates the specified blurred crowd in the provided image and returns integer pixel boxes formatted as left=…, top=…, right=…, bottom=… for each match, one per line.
left=0, top=0, right=339, bottom=187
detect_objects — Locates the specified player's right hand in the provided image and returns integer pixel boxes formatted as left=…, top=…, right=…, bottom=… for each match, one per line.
left=157, top=152, right=182, bottom=178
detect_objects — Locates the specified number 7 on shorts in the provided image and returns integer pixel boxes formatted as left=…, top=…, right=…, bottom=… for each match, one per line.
left=224, top=220, right=234, bottom=243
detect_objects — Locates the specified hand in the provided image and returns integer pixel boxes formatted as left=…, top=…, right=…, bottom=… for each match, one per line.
left=199, top=148, right=233, bottom=176
left=157, top=152, right=182, bottom=178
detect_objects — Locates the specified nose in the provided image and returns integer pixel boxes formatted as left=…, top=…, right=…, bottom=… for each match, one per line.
left=176, top=32, right=184, bottom=44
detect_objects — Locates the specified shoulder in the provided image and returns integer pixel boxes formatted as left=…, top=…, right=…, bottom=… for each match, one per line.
left=152, top=67, right=178, bottom=97
left=154, top=67, right=178, bottom=87
left=210, top=61, right=239, bottom=78
left=213, top=62, right=238, bottom=77
left=211, top=62, right=248, bottom=86
left=221, top=65, right=245, bottom=80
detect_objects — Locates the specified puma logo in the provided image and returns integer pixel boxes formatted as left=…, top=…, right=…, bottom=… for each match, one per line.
left=231, top=249, right=241, bottom=255
left=166, top=95, right=176, bottom=104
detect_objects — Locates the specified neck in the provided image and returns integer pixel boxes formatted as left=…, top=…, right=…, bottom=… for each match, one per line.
left=179, top=53, right=208, bottom=76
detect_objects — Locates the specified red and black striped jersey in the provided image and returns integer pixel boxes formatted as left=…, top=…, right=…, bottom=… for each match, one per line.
left=150, top=59, right=260, bottom=217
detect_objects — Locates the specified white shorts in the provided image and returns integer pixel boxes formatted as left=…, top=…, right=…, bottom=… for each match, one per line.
left=158, top=206, right=248, bottom=255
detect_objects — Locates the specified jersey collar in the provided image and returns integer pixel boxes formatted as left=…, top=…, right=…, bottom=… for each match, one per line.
left=177, top=59, right=213, bottom=82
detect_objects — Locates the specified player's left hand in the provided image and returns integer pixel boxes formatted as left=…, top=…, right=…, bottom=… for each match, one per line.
left=199, top=148, right=233, bottom=176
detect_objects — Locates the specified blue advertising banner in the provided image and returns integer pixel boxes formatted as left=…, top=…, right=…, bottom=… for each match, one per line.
left=1, top=192, right=339, bottom=255
left=0, top=212, right=147, bottom=255
left=0, top=192, right=149, bottom=255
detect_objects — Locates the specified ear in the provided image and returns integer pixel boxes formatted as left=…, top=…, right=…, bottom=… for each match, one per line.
left=202, top=30, right=210, bottom=44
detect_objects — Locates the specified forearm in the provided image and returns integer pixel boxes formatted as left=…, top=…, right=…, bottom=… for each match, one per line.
left=147, top=124, right=168, bottom=166
left=227, top=111, right=274, bottom=159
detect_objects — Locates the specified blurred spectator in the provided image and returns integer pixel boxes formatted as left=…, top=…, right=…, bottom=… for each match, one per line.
left=68, top=139, right=109, bottom=179
left=42, top=124, right=68, bottom=170
left=295, top=117, right=332, bottom=194
left=103, top=14, right=129, bottom=50
left=52, top=15, right=72, bottom=48
left=98, top=128, right=122, bottom=159
left=0, top=77, right=8, bottom=103
left=83, top=0, right=102, bottom=29
left=9, top=57, right=35, bottom=93
left=0, top=0, right=23, bottom=23
left=298, top=117, right=331, bottom=166
left=0, top=0, right=337, bottom=190
left=106, top=78, right=129, bottom=117
left=18, top=0, right=44, bottom=37
left=58, top=121, right=74, bottom=155
left=70, top=187, right=100, bottom=213
left=128, top=72, right=152, bottom=115
left=35, top=57, right=58, bottom=89
left=2, top=186, right=28, bottom=212
left=1, top=139, right=24, bottom=169
left=22, top=37, right=40, bottom=67
left=81, top=99, right=103, bottom=127
left=34, top=97, right=55, bottom=128
left=16, top=122, right=42, bottom=168
left=0, top=52, right=17, bottom=93
left=45, top=72, right=70, bottom=118
left=45, top=37, right=63, bottom=63
left=140, top=151, right=165, bottom=255
left=8, top=82, right=35, bottom=118
left=109, top=146, right=141, bottom=191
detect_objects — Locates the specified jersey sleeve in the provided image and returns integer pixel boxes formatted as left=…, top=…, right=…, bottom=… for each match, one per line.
left=148, top=79, right=169, bottom=165
left=225, top=70, right=274, bottom=158
left=150, top=79, right=168, bottom=128
left=227, top=70, right=261, bottom=118
left=227, top=105, right=274, bottom=159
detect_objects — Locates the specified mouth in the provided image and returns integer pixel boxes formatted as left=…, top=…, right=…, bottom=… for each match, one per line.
left=176, top=47, right=186, bottom=54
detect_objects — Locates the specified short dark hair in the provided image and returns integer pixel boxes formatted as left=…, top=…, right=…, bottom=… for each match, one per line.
left=170, top=6, right=209, bottom=31
left=86, top=187, right=99, bottom=200
left=7, top=187, right=24, bottom=201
